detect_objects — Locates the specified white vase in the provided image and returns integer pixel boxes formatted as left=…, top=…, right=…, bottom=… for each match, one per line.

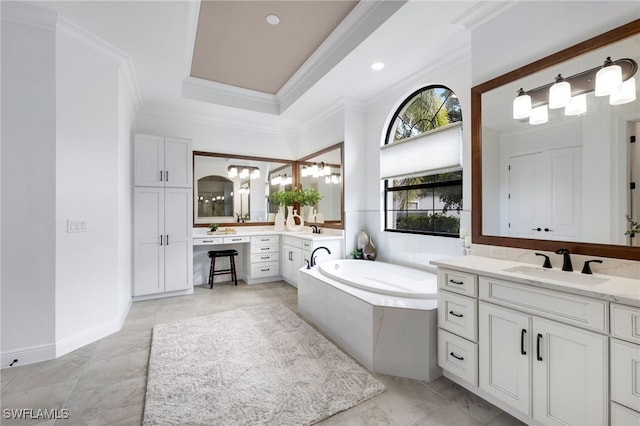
left=305, top=206, right=316, bottom=223
left=274, top=206, right=286, bottom=231
left=357, top=230, right=369, bottom=250
left=286, top=206, right=303, bottom=232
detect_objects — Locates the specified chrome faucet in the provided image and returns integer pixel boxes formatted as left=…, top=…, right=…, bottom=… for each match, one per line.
left=555, top=248, right=573, bottom=272
left=310, top=246, right=331, bottom=267
left=309, top=225, right=321, bottom=234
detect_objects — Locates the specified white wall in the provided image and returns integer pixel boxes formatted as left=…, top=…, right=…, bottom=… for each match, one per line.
left=54, top=27, right=123, bottom=355
left=1, top=5, right=58, bottom=365
left=136, top=112, right=297, bottom=160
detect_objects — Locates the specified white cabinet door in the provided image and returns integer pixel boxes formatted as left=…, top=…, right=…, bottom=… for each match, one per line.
left=164, top=188, right=192, bottom=292
left=281, top=244, right=302, bottom=286
left=133, top=188, right=164, bottom=296
left=479, top=302, right=531, bottom=416
left=134, top=134, right=192, bottom=188
left=164, top=137, right=192, bottom=188
left=134, top=134, right=164, bottom=187
left=532, top=317, right=608, bottom=426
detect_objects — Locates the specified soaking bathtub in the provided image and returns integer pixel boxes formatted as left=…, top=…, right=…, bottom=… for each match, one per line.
left=298, top=260, right=441, bottom=381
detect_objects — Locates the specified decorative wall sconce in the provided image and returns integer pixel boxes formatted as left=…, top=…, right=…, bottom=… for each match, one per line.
left=270, top=173, right=292, bottom=186
left=301, top=162, right=332, bottom=178
left=228, top=165, right=260, bottom=179
left=513, top=57, right=637, bottom=125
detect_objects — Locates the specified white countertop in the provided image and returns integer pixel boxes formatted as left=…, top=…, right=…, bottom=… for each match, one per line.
left=192, top=227, right=344, bottom=242
left=431, top=255, right=640, bottom=307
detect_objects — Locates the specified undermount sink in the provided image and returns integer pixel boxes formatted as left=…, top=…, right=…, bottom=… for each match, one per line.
left=503, top=265, right=609, bottom=285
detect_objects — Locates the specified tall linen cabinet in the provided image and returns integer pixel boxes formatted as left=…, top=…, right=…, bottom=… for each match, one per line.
left=133, top=134, right=193, bottom=297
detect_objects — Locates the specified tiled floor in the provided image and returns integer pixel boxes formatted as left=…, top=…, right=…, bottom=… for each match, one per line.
left=1, top=281, right=526, bottom=426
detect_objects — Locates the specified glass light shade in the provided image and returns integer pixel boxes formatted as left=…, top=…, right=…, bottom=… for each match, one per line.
left=595, top=63, right=622, bottom=96
left=529, top=105, right=548, bottom=125
left=609, top=77, right=636, bottom=105
left=564, top=94, right=587, bottom=116
left=513, top=92, right=532, bottom=119
left=239, top=168, right=249, bottom=179
left=228, top=167, right=238, bottom=178
left=250, top=169, right=260, bottom=179
left=549, top=80, right=571, bottom=109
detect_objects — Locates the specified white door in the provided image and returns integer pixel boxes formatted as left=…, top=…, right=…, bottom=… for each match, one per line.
left=508, top=147, right=581, bottom=241
left=134, top=134, right=164, bottom=187
left=479, top=302, right=532, bottom=416
left=164, top=188, right=193, bottom=292
left=133, top=187, right=164, bottom=296
left=532, top=317, right=608, bottom=426
left=164, top=137, right=192, bottom=188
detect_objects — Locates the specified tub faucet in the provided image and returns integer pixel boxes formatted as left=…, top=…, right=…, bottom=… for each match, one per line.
left=310, top=225, right=321, bottom=234
left=310, top=246, right=331, bottom=267
left=555, top=248, right=573, bottom=272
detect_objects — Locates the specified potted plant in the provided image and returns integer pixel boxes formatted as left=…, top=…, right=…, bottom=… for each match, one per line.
left=208, top=223, right=219, bottom=234
left=269, top=190, right=294, bottom=207
left=625, top=215, right=640, bottom=238
left=300, top=188, right=323, bottom=206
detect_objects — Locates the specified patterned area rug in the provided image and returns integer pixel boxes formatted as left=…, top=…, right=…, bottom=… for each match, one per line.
left=143, top=303, right=385, bottom=425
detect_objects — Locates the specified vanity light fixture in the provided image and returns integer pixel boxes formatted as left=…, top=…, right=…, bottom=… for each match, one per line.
left=548, top=74, right=571, bottom=109
left=228, top=165, right=260, bottom=180
left=270, top=173, right=292, bottom=186
left=512, top=56, right=637, bottom=124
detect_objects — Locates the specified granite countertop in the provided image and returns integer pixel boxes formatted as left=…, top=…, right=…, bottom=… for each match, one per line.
left=431, top=255, right=640, bottom=307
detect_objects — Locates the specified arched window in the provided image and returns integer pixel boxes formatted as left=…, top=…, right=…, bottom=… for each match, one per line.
left=381, top=85, right=463, bottom=236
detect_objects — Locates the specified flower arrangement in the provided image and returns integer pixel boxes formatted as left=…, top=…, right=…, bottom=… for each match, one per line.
left=299, top=188, right=323, bottom=206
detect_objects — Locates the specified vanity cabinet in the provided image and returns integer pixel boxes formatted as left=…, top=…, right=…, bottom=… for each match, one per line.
left=134, top=133, right=192, bottom=188
left=133, top=187, right=193, bottom=296
left=281, top=236, right=342, bottom=287
left=610, top=303, right=640, bottom=424
left=436, top=265, right=615, bottom=425
left=245, top=235, right=280, bottom=284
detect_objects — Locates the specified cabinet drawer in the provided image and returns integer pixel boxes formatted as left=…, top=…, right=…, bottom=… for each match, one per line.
left=611, top=338, right=640, bottom=412
left=251, top=244, right=279, bottom=254
left=611, top=303, right=640, bottom=344
left=251, top=253, right=279, bottom=263
left=251, top=235, right=279, bottom=244
left=478, top=276, right=607, bottom=333
left=250, top=262, right=280, bottom=278
left=438, top=329, right=478, bottom=386
left=611, top=402, right=640, bottom=426
left=438, top=290, right=478, bottom=341
left=223, top=236, right=250, bottom=244
left=193, top=237, right=223, bottom=245
left=438, top=269, right=478, bottom=297
left=283, top=236, right=302, bottom=248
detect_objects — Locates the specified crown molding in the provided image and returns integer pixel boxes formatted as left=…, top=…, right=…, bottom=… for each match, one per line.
left=1, top=1, right=57, bottom=32
left=56, top=16, right=143, bottom=111
left=137, top=108, right=299, bottom=137
left=452, top=0, right=520, bottom=31
left=278, top=0, right=407, bottom=113
left=182, top=76, right=280, bottom=115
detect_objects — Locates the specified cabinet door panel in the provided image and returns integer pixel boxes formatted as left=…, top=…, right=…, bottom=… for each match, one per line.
left=532, top=317, right=608, bottom=426
left=164, top=188, right=192, bottom=292
left=134, top=134, right=164, bottom=187
left=164, top=137, right=192, bottom=188
left=133, top=188, right=164, bottom=295
left=479, top=302, right=531, bottom=416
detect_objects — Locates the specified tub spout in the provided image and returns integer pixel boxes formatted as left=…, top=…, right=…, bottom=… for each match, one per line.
left=310, top=246, right=331, bottom=267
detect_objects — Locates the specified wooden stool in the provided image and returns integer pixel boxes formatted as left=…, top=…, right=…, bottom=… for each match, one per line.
left=208, top=249, right=238, bottom=288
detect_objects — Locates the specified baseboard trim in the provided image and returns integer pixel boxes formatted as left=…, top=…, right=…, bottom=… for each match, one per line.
left=55, top=318, right=121, bottom=358
left=1, top=343, right=56, bottom=369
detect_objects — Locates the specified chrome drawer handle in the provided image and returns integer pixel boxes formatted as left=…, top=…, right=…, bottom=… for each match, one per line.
left=260, top=247, right=269, bottom=251
left=202, top=240, right=214, bottom=243
left=450, top=352, right=464, bottom=361
left=449, top=311, right=463, bottom=318
left=449, top=279, right=464, bottom=285
left=260, top=268, right=271, bottom=272
left=260, top=256, right=269, bottom=260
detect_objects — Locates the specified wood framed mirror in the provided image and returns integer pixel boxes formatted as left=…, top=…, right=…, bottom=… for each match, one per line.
left=472, top=19, right=640, bottom=260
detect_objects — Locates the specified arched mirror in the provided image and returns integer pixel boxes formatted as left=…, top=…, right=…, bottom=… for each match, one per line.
left=472, top=19, right=640, bottom=260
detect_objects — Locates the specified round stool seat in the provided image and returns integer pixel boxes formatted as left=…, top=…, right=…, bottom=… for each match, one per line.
left=208, top=249, right=238, bottom=258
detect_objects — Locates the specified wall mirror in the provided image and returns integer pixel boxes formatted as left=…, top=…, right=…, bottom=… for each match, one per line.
left=472, top=19, right=640, bottom=260
left=298, top=143, right=344, bottom=227
left=193, top=152, right=292, bottom=225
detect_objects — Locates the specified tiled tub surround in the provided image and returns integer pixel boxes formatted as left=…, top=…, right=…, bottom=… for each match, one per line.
left=298, top=263, right=440, bottom=382
left=431, top=255, right=640, bottom=426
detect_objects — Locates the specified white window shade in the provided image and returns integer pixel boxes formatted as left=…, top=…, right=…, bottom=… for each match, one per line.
left=380, top=122, right=462, bottom=179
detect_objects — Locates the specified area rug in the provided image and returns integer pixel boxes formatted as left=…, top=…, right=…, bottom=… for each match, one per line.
left=143, top=303, right=385, bottom=425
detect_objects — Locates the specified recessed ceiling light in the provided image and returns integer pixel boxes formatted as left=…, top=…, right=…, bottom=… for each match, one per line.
left=371, top=62, right=385, bottom=71
left=266, top=14, right=280, bottom=25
